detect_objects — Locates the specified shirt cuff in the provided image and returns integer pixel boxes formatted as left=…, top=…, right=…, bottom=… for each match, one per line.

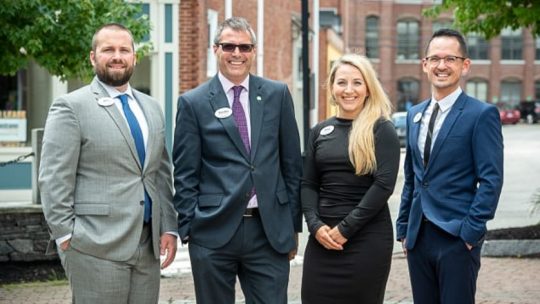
left=56, top=233, right=72, bottom=246
left=165, top=231, right=179, bottom=238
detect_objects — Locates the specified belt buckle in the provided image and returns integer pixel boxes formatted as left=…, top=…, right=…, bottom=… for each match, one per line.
left=243, top=208, right=256, bottom=217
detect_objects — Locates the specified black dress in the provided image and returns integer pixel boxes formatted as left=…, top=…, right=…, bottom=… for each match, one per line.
left=301, top=117, right=400, bottom=304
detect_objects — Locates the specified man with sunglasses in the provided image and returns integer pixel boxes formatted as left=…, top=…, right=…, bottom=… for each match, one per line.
left=173, top=17, right=302, bottom=304
left=396, top=28, right=503, bottom=304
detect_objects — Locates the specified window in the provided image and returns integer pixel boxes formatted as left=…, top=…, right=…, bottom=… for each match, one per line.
left=397, top=20, right=420, bottom=60
left=0, top=72, right=27, bottom=147
left=501, top=28, right=523, bottom=60
left=467, top=33, right=489, bottom=60
left=500, top=79, right=522, bottom=106
left=535, top=80, right=540, bottom=100
left=397, top=78, right=420, bottom=111
left=365, top=16, right=379, bottom=58
left=466, top=79, right=488, bottom=102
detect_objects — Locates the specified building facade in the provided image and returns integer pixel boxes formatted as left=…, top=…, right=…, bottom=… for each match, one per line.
left=344, top=0, right=540, bottom=112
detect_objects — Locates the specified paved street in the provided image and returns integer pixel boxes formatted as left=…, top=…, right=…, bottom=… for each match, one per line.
left=1, top=124, right=539, bottom=303
left=1, top=255, right=539, bottom=304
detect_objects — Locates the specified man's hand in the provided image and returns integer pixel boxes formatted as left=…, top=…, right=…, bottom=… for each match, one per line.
left=288, top=233, right=299, bottom=260
left=315, top=225, right=343, bottom=250
left=400, top=238, right=407, bottom=256
left=60, top=239, right=71, bottom=251
left=160, top=234, right=178, bottom=269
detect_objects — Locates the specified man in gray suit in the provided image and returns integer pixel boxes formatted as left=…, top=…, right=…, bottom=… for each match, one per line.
left=39, top=23, right=177, bottom=304
left=173, top=17, right=302, bottom=304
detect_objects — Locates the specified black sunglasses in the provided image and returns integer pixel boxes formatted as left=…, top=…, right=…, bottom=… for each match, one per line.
left=217, top=43, right=255, bottom=53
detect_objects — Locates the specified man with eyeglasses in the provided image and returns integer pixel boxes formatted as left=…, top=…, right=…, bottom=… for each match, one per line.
left=396, top=28, right=503, bottom=304
left=173, top=17, right=302, bottom=304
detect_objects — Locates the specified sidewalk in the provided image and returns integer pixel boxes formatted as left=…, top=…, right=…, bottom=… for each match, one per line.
left=1, top=254, right=538, bottom=304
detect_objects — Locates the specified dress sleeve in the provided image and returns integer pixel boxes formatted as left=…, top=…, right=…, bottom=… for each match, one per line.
left=337, top=119, right=401, bottom=239
left=301, top=126, right=326, bottom=235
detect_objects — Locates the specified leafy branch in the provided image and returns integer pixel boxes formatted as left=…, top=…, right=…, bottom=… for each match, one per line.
left=423, top=0, right=540, bottom=39
left=0, top=0, right=152, bottom=81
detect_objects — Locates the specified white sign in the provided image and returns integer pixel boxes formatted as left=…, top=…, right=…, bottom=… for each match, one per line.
left=0, top=119, right=27, bottom=141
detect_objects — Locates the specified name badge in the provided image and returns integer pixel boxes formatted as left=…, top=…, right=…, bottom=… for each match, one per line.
left=97, top=97, right=115, bottom=107
left=320, top=125, right=335, bottom=136
left=215, top=107, right=232, bottom=119
left=413, top=112, right=422, bottom=123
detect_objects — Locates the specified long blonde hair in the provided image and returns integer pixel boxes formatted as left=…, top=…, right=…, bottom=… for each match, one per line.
left=327, top=54, right=392, bottom=175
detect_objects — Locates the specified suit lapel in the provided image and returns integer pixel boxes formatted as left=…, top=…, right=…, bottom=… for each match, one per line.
left=248, top=76, right=264, bottom=160
left=208, top=76, right=250, bottom=159
left=428, top=93, right=466, bottom=167
left=91, top=78, right=143, bottom=171
left=411, top=100, right=430, bottom=166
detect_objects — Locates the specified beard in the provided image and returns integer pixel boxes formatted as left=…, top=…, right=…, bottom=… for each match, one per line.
left=94, top=60, right=134, bottom=87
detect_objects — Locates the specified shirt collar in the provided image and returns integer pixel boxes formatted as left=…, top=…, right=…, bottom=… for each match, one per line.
left=97, top=78, right=135, bottom=101
left=218, top=72, right=250, bottom=95
left=430, top=87, right=462, bottom=113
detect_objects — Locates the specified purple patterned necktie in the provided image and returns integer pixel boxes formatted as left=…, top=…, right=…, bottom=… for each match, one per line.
left=232, top=86, right=250, bottom=153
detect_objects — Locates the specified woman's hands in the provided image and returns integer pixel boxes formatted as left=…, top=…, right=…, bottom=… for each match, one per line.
left=315, top=225, right=348, bottom=250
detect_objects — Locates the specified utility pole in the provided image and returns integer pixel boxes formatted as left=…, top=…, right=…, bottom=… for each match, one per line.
left=301, top=0, right=310, bottom=151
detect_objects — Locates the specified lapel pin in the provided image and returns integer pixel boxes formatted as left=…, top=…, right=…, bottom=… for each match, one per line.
left=413, top=112, right=422, bottom=123
left=215, top=107, right=232, bottom=119
left=320, top=125, right=335, bottom=136
left=257, top=96, right=262, bottom=102
left=97, top=97, right=115, bottom=107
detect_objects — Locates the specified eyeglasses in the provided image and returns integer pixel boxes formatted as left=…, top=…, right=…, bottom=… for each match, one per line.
left=217, top=43, right=255, bottom=53
left=425, top=55, right=467, bottom=65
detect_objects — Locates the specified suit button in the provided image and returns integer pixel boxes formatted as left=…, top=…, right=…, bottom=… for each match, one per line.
left=140, top=200, right=145, bottom=205
left=250, top=166, right=255, bottom=171
left=422, top=182, right=428, bottom=188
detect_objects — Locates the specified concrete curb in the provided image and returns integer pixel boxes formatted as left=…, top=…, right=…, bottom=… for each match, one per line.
left=481, top=239, right=540, bottom=257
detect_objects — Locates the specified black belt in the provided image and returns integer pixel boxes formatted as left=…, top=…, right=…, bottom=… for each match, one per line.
left=243, top=208, right=260, bottom=217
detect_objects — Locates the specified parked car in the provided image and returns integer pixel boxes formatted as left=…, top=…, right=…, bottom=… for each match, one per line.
left=392, top=112, right=407, bottom=147
left=518, top=100, right=540, bottom=124
left=497, top=103, right=521, bottom=125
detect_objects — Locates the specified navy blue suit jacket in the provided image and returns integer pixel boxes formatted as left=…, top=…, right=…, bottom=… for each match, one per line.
left=396, top=92, right=503, bottom=249
left=173, top=75, right=302, bottom=254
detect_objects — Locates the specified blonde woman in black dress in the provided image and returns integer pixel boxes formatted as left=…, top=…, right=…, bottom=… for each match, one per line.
left=301, top=54, right=400, bottom=304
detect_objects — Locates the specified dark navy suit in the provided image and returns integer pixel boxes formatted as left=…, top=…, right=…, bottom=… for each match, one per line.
left=173, top=74, right=302, bottom=303
left=396, top=92, right=503, bottom=304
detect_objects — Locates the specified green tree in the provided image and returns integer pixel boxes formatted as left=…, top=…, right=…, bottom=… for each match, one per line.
left=0, top=0, right=151, bottom=81
left=424, top=0, right=540, bottom=39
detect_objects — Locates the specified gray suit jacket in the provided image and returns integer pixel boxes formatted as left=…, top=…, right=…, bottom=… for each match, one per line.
left=173, top=75, right=302, bottom=254
left=39, top=77, right=177, bottom=261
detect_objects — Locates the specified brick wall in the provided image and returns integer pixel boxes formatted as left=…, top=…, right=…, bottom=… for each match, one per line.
left=179, top=0, right=208, bottom=94
left=179, top=0, right=304, bottom=91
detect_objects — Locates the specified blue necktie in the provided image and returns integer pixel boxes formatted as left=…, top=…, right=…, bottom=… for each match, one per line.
left=118, top=94, right=151, bottom=222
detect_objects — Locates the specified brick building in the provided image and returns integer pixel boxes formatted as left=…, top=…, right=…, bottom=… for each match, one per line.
left=345, top=0, right=540, bottom=111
